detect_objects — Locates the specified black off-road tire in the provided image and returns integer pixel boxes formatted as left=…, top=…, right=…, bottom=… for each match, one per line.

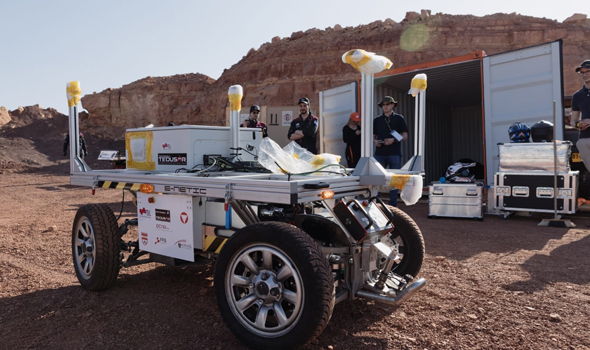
left=214, top=221, right=334, bottom=350
left=71, top=204, right=121, bottom=291
left=385, top=205, right=425, bottom=278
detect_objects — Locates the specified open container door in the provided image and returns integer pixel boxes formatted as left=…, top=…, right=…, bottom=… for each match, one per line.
left=319, top=81, right=358, bottom=162
left=483, top=40, right=564, bottom=185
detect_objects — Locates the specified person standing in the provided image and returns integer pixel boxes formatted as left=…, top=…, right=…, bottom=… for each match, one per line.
left=287, top=97, right=319, bottom=154
left=343, top=112, right=361, bottom=168
left=572, top=60, right=590, bottom=168
left=373, top=96, right=408, bottom=206
left=63, top=132, right=88, bottom=158
left=241, top=105, right=268, bottom=137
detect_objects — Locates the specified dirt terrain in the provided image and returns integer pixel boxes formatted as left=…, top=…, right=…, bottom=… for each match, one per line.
left=1, top=116, right=590, bottom=349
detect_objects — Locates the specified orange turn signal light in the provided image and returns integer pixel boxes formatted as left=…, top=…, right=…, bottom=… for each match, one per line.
left=140, top=184, right=154, bottom=193
left=320, top=190, right=334, bottom=199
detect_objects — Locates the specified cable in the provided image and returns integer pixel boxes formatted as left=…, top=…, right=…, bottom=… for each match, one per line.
left=117, top=189, right=126, bottom=221
left=273, top=162, right=350, bottom=177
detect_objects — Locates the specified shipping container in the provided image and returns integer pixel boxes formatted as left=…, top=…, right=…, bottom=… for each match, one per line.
left=319, top=40, right=565, bottom=186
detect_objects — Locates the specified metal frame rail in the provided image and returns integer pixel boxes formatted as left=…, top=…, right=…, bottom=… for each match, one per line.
left=71, top=170, right=371, bottom=205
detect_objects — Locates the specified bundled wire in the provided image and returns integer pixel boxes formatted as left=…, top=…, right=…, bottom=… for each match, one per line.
left=274, top=162, right=351, bottom=180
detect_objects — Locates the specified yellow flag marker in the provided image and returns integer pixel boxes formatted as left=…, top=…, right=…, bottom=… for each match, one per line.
left=408, top=73, right=427, bottom=97
left=389, top=174, right=411, bottom=190
left=342, top=49, right=392, bottom=74
left=228, top=85, right=243, bottom=112
left=66, top=81, right=81, bottom=107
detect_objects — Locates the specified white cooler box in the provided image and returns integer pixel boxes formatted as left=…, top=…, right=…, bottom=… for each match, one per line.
left=428, top=181, right=484, bottom=220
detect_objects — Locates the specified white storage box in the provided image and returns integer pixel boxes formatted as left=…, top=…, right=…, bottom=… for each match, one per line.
left=125, top=125, right=263, bottom=171
left=498, top=141, right=571, bottom=172
left=428, top=181, right=484, bottom=220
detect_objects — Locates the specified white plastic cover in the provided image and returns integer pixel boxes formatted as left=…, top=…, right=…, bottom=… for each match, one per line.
left=259, top=138, right=343, bottom=175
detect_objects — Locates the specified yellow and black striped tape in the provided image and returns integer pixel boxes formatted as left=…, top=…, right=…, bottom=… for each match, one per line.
left=97, top=181, right=141, bottom=191
left=203, top=235, right=227, bottom=254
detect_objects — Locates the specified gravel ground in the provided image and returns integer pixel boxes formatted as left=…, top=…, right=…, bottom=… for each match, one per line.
left=1, top=163, right=589, bottom=350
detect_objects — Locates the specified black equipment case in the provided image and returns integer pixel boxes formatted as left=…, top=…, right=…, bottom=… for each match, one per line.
left=494, top=171, right=578, bottom=214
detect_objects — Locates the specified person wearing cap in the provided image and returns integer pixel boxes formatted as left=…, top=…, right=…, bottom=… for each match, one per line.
left=288, top=97, right=319, bottom=154
left=241, top=105, right=268, bottom=137
left=572, top=60, right=590, bottom=169
left=373, top=96, right=409, bottom=206
left=342, top=112, right=362, bottom=168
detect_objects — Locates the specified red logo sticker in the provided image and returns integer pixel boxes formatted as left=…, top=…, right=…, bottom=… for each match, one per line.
left=180, top=212, right=189, bottom=224
left=141, top=232, right=148, bottom=245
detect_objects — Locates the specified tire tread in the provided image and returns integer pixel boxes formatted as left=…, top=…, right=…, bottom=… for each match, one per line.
left=72, top=204, right=120, bottom=291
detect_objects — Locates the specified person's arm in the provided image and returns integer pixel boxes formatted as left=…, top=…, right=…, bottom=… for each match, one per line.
left=574, top=111, right=590, bottom=130
left=571, top=94, right=588, bottom=129
left=290, top=130, right=304, bottom=140
left=300, top=117, right=318, bottom=138
left=287, top=120, right=300, bottom=140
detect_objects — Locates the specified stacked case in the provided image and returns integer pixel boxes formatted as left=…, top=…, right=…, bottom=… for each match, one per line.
left=493, top=142, right=578, bottom=215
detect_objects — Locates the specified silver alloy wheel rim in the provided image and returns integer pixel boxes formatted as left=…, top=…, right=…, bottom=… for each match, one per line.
left=225, top=244, right=304, bottom=337
left=74, top=217, right=96, bottom=279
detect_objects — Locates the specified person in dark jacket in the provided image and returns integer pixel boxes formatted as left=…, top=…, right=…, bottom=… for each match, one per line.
left=63, top=132, right=88, bottom=158
left=572, top=60, right=590, bottom=168
left=373, top=96, right=408, bottom=206
left=342, top=112, right=361, bottom=168
left=241, top=105, right=268, bottom=137
left=287, top=97, right=319, bottom=154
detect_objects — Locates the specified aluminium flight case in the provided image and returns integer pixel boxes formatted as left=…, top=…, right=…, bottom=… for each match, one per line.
left=428, top=181, right=484, bottom=220
left=494, top=171, right=579, bottom=215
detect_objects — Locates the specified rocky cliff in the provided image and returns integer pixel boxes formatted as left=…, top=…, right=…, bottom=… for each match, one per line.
left=80, top=11, right=590, bottom=138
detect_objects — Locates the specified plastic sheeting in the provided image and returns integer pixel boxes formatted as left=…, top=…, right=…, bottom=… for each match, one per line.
left=259, top=138, right=343, bottom=175
left=380, top=173, right=423, bottom=205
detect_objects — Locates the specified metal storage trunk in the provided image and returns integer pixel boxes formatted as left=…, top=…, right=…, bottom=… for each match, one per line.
left=428, top=181, right=484, bottom=220
left=498, top=141, right=571, bottom=172
left=494, top=171, right=578, bottom=215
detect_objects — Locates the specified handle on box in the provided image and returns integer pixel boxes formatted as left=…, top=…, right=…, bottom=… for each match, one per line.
left=371, top=196, right=394, bottom=227
left=346, top=199, right=374, bottom=230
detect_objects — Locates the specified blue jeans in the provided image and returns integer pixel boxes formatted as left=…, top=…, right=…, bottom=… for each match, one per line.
left=374, top=155, right=401, bottom=206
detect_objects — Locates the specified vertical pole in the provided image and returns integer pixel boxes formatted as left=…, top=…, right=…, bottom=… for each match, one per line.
left=552, top=100, right=558, bottom=219
left=68, top=105, right=79, bottom=173
left=414, top=94, right=419, bottom=158
left=228, top=85, right=243, bottom=161
left=360, top=73, right=374, bottom=158
left=419, top=90, right=427, bottom=172
left=66, top=81, right=87, bottom=173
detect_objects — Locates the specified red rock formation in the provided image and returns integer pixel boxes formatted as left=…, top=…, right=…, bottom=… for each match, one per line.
left=80, top=11, right=590, bottom=138
left=0, top=107, right=10, bottom=127
left=1, top=105, right=68, bottom=138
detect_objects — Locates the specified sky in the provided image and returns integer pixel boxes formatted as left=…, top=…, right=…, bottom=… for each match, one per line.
left=0, top=0, right=586, bottom=114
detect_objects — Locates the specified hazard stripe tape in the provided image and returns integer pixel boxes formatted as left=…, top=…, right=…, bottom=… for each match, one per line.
left=97, top=181, right=141, bottom=191
left=203, top=235, right=227, bottom=254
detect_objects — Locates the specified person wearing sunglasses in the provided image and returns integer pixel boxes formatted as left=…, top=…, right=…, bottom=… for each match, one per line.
left=572, top=60, right=590, bottom=169
left=241, top=105, right=268, bottom=137
left=373, top=96, right=409, bottom=206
